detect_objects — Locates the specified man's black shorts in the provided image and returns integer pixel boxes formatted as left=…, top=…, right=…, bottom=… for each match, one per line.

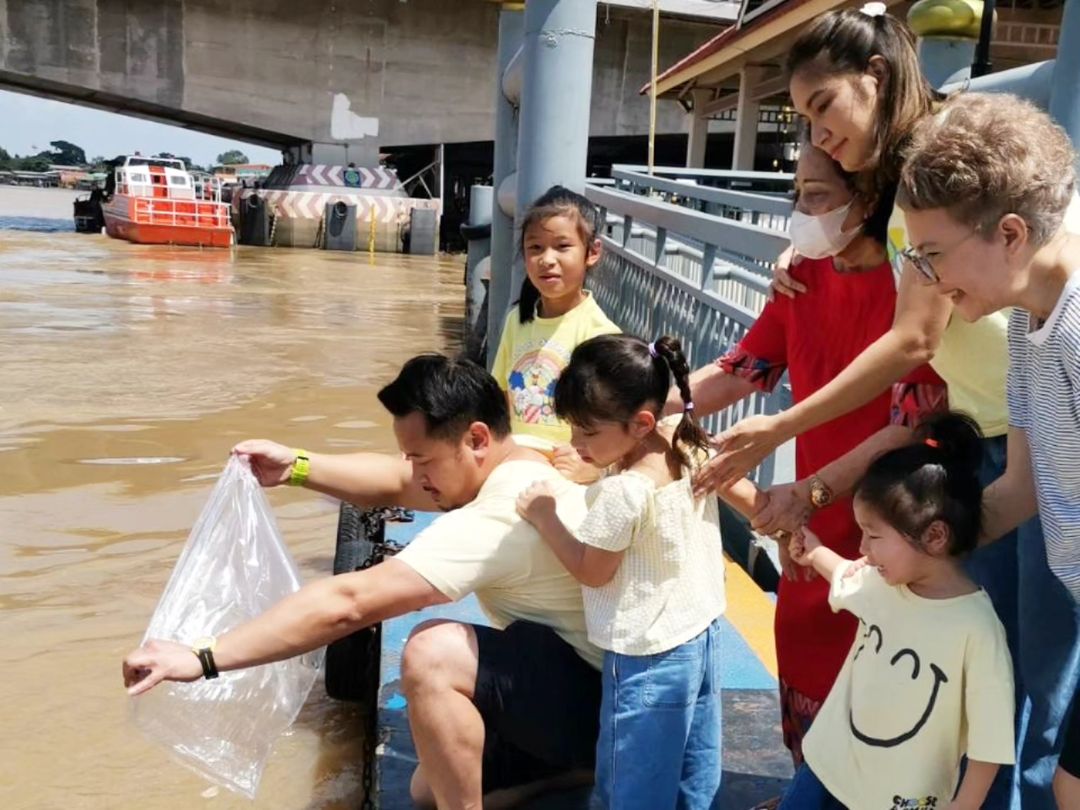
left=473, top=620, right=602, bottom=794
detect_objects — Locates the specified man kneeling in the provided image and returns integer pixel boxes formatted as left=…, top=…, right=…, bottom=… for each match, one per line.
left=122, top=354, right=602, bottom=809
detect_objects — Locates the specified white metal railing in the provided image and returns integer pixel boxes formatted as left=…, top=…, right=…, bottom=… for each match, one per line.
left=611, top=165, right=794, bottom=233
left=115, top=167, right=226, bottom=203
left=583, top=182, right=792, bottom=486
left=610, top=218, right=771, bottom=315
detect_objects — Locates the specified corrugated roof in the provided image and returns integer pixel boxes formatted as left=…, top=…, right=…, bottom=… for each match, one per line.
left=640, top=0, right=827, bottom=96
left=603, top=0, right=741, bottom=21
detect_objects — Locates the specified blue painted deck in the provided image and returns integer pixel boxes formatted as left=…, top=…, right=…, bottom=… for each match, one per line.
left=373, top=514, right=793, bottom=808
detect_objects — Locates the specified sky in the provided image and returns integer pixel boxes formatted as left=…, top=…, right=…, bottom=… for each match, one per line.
left=1, top=90, right=281, bottom=167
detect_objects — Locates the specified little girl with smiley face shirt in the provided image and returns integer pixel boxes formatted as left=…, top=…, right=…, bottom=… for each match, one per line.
left=783, top=413, right=1014, bottom=810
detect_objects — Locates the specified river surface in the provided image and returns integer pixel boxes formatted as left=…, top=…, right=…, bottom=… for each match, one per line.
left=0, top=189, right=466, bottom=808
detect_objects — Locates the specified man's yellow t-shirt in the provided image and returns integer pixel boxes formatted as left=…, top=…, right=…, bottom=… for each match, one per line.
left=491, top=292, right=620, bottom=447
left=393, top=460, right=602, bottom=669
left=803, top=562, right=1015, bottom=809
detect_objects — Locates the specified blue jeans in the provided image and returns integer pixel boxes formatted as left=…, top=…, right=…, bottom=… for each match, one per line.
left=778, top=764, right=846, bottom=810
left=593, top=618, right=723, bottom=810
left=1015, top=515, right=1080, bottom=808
left=965, top=435, right=1022, bottom=808
left=968, top=435, right=1080, bottom=809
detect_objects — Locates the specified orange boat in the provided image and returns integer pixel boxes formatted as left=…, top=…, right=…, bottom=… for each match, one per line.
left=101, top=156, right=234, bottom=248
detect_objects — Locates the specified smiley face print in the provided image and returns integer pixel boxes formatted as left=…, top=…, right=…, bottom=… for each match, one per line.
left=848, top=619, right=950, bottom=748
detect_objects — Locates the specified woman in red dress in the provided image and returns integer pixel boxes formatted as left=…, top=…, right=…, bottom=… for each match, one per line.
left=678, top=143, right=945, bottom=764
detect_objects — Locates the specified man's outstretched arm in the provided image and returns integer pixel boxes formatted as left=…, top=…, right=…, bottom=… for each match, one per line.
left=123, top=559, right=449, bottom=695
left=233, top=439, right=439, bottom=511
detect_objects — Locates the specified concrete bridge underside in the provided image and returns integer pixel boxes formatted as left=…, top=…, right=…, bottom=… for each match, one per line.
left=0, top=0, right=721, bottom=164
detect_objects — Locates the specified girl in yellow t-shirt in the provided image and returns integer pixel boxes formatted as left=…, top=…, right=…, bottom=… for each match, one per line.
left=784, top=413, right=1015, bottom=810
left=491, top=185, right=619, bottom=481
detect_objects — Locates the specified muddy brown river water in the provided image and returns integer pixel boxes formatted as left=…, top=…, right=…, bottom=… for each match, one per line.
left=0, top=221, right=465, bottom=809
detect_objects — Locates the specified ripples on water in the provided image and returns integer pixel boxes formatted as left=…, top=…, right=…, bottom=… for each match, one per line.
left=0, top=215, right=74, bottom=232
left=0, top=215, right=466, bottom=808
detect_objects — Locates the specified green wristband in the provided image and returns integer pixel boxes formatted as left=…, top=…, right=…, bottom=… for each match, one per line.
left=288, top=449, right=311, bottom=486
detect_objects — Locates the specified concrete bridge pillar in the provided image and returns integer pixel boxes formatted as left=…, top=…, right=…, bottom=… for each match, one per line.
left=311, top=142, right=380, bottom=168
left=732, top=67, right=765, bottom=170
left=686, top=88, right=711, bottom=168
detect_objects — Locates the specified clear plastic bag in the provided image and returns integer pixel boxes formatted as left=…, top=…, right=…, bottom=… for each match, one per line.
left=132, top=456, right=323, bottom=798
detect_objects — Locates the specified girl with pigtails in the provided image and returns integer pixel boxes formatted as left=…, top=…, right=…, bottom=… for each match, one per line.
left=516, top=333, right=765, bottom=809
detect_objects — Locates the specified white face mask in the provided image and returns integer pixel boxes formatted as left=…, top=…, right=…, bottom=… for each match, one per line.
left=788, top=200, right=861, bottom=259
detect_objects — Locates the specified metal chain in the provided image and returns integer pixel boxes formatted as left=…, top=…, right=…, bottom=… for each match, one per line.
left=360, top=712, right=377, bottom=810
left=355, top=507, right=411, bottom=809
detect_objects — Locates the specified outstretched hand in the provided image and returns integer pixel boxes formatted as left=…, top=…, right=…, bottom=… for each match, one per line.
left=231, top=439, right=297, bottom=487
left=694, top=414, right=788, bottom=494
left=122, top=639, right=203, bottom=697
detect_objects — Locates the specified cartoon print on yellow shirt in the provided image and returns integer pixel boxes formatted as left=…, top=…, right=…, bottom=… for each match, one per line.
left=849, top=618, right=949, bottom=748
left=507, top=342, right=569, bottom=427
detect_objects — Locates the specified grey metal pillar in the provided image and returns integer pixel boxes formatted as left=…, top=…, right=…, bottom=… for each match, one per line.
left=512, top=0, right=598, bottom=297
left=487, top=4, right=524, bottom=368
left=917, top=37, right=976, bottom=89
left=942, top=60, right=1055, bottom=109
left=464, top=185, right=494, bottom=330
left=1050, top=0, right=1080, bottom=169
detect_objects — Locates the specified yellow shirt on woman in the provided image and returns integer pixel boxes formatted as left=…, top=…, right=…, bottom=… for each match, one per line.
left=887, top=207, right=1009, bottom=436
left=887, top=196, right=1080, bottom=438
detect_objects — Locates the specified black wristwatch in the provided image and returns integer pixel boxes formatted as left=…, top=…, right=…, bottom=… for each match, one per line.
left=192, top=636, right=219, bottom=680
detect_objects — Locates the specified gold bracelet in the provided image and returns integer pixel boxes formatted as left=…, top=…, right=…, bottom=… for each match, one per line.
left=288, top=449, right=311, bottom=486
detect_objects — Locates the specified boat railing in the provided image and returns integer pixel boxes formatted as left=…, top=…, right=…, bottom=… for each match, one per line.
left=114, top=166, right=226, bottom=204
left=131, top=197, right=232, bottom=228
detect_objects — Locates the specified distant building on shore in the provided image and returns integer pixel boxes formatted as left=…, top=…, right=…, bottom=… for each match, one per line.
left=0, top=169, right=61, bottom=187
left=212, top=163, right=273, bottom=185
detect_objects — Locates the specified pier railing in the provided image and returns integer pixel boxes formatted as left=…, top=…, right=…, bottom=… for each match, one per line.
left=610, top=164, right=794, bottom=231
left=583, top=177, right=794, bottom=488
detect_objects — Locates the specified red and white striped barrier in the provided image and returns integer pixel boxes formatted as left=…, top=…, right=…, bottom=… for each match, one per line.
left=235, top=189, right=439, bottom=224
left=294, top=165, right=401, bottom=190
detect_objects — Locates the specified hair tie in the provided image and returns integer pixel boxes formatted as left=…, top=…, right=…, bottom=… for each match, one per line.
left=860, top=1, right=886, bottom=16
left=924, top=438, right=940, bottom=448
left=684, top=402, right=695, bottom=412
left=648, top=341, right=659, bottom=359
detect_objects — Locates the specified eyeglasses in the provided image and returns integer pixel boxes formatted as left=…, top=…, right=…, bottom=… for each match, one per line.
left=900, top=229, right=981, bottom=285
